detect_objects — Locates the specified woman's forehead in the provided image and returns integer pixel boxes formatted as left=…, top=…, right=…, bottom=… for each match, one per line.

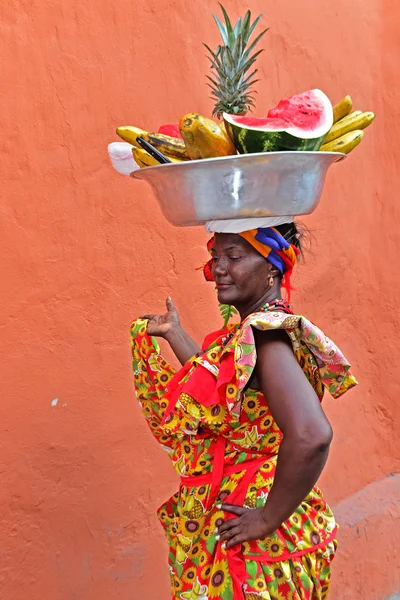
left=213, top=233, right=249, bottom=249
left=212, top=234, right=261, bottom=257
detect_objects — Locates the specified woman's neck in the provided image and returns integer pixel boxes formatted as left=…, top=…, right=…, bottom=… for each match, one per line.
left=237, top=287, right=283, bottom=321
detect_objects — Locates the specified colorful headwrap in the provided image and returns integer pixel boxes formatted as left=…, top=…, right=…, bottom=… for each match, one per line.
left=203, top=226, right=300, bottom=300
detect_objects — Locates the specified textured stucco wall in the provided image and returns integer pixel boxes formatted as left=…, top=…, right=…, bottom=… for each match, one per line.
left=0, top=0, right=399, bottom=598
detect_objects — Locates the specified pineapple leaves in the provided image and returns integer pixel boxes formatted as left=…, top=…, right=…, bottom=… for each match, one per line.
left=206, top=5, right=268, bottom=117
left=219, top=303, right=238, bottom=328
left=212, top=15, right=229, bottom=46
left=240, top=28, right=269, bottom=68
left=240, top=10, right=251, bottom=45
left=247, top=13, right=264, bottom=41
left=233, top=16, right=242, bottom=37
left=219, top=4, right=236, bottom=48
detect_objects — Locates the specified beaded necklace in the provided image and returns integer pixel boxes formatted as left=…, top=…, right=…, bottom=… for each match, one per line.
left=258, top=298, right=293, bottom=314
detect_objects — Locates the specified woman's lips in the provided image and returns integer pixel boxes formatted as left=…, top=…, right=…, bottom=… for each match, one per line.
left=216, top=283, right=233, bottom=289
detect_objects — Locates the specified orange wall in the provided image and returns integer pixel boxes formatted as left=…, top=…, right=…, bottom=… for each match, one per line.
left=0, top=1, right=399, bottom=599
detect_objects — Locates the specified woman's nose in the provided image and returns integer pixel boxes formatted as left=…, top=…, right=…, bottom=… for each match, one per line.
left=213, top=258, right=228, bottom=276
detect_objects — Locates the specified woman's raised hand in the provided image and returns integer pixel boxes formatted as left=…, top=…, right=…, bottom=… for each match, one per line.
left=141, top=297, right=180, bottom=338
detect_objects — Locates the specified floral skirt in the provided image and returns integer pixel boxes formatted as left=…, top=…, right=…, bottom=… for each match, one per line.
left=160, top=488, right=337, bottom=600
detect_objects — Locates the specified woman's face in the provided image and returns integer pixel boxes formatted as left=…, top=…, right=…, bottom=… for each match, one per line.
left=211, top=233, right=276, bottom=309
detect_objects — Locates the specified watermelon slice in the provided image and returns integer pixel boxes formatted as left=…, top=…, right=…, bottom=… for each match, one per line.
left=158, top=124, right=183, bottom=139
left=223, top=89, right=333, bottom=153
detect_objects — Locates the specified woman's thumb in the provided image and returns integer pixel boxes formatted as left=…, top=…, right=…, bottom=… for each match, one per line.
left=166, top=297, right=176, bottom=312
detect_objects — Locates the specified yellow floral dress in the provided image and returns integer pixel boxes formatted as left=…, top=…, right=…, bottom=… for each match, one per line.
left=130, top=308, right=357, bottom=600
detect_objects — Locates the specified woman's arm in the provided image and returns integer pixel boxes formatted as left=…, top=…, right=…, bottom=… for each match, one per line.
left=142, top=297, right=201, bottom=366
left=217, top=328, right=333, bottom=548
left=164, top=325, right=201, bottom=366
left=254, top=328, right=332, bottom=528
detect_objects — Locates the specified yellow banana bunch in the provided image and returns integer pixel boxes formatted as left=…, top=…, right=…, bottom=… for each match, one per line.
left=324, top=111, right=375, bottom=144
left=321, top=95, right=375, bottom=154
left=132, top=146, right=185, bottom=168
left=116, top=125, right=145, bottom=147
left=332, top=95, right=353, bottom=123
left=320, top=130, right=364, bottom=154
left=117, top=126, right=189, bottom=163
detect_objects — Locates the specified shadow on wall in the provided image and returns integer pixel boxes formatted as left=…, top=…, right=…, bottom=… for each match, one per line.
left=330, top=474, right=400, bottom=600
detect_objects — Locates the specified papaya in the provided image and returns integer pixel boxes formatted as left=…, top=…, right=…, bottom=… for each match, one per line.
left=179, top=113, right=237, bottom=159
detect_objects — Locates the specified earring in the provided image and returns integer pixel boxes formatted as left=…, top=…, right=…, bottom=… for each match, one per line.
left=269, top=276, right=274, bottom=288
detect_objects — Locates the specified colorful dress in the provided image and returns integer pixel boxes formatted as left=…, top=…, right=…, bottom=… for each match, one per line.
left=130, top=307, right=357, bottom=600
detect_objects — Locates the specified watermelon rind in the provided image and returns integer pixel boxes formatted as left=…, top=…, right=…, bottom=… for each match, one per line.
left=224, top=89, right=333, bottom=153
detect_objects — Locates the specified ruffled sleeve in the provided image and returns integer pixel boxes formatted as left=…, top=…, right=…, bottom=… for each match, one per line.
left=234, top=311, right=358, bottom=401
left=130, top=319, right=180, bottom=446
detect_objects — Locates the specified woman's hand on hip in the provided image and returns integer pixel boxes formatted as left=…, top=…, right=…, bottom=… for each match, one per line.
left=215, top=504, right=275, bottom=549
left=141, top=297, right=180, bottom=338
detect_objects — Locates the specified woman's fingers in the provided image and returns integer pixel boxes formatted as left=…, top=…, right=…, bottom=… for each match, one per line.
left=217, top=518, right=239, bottom=535
left=218, top=525, right=241, bottom=542
left=219, top=504, right=248, bottom=517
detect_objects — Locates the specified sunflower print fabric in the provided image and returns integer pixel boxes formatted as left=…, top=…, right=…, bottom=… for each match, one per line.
left=130, top=309, right=357, bottom=599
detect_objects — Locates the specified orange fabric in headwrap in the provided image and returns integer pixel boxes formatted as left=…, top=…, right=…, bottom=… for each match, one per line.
left=239, top=228, right=298, bottom=271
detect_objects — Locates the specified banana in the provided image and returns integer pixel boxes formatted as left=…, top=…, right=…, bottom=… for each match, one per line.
left=320, top=129, right=364, bottom=154
left=332, top=95, right=353, bottom=123
left=338, top=110, right=362, bottom=123
left=142, top=132, right=189, bottom=160
left=324, top=111, right=375, bottom=144
left=116, top=126, right=147, bottom=147
left=132, top=146, right=184, bottom=168
left=132, top=147, right=151, bottom=168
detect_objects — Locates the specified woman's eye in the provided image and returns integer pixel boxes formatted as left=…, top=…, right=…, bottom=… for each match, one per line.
left=229, top=256, right=242, bottom=261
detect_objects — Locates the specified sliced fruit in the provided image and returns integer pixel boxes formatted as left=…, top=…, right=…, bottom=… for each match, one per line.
left=179, top=112, right=237, bottom=159
left=158, top=124, right=182, bottom=139
left=320, top=129, right=364, bottom=154
left=324, top=111, right=375, bottom=144
left=332, top=95, right=353, bottom=123
left=223, top=89, right=333, bottom=153
left=116, top=126, right=147, bottom=147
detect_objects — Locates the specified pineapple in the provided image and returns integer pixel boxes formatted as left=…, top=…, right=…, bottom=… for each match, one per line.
left=183, top=495, right=204, bottom=519
left=243, top=491, right=257, bottom=510
left=204, top=4, right=268, bottom=119
left=176, top=534, right=192, bottom=563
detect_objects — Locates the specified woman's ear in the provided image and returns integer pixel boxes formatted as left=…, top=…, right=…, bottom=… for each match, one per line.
left=269, top=264, right=280, bottom=278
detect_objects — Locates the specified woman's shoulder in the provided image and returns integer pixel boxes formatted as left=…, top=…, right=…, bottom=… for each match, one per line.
left=237, top=309, right=358, bottom=399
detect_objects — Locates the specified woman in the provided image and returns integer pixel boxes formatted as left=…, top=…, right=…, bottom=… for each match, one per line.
left=130, top=222, right=357, bottom=600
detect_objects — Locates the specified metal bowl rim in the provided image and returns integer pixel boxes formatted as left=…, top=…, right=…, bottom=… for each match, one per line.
left=131, top=150, right=346, bottom=179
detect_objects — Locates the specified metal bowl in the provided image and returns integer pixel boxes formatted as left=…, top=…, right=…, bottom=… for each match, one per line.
left=132, top=151, right=345, bottom=227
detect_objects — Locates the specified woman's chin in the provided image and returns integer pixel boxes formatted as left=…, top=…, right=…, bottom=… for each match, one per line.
left=217, top=288, right=237, bottom=305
